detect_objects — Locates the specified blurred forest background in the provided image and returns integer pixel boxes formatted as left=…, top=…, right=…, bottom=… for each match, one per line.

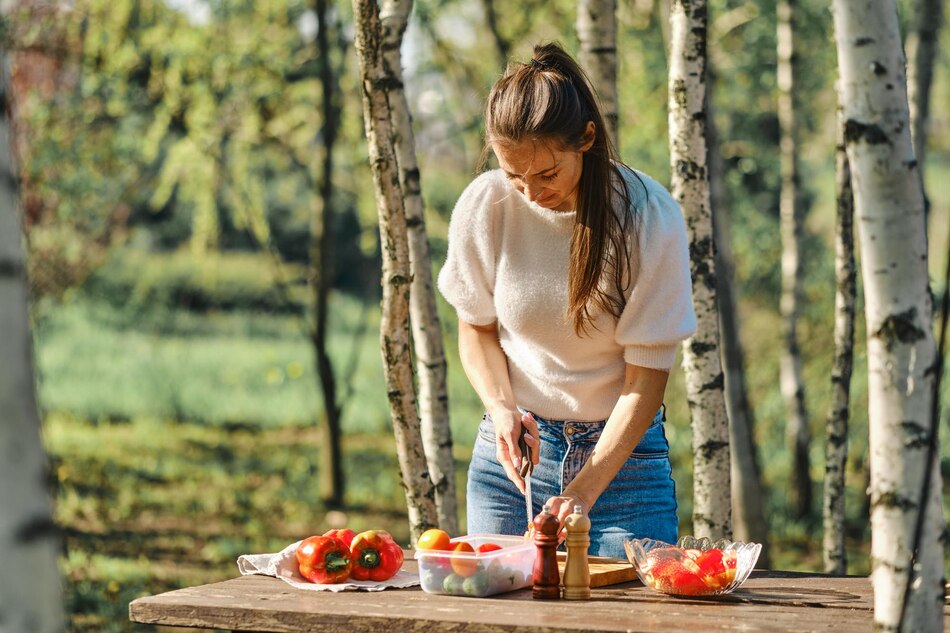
left=6, top=0, right=949, bottom=630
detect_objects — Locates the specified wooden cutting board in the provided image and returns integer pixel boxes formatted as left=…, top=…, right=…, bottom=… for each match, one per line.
left=556, top=553, right=638, bottom=588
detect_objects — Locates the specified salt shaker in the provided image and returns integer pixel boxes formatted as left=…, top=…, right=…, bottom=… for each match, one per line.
left=562, top=504, right=591, bottom=600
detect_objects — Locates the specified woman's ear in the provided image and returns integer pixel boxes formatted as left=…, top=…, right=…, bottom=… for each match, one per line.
left=579, top=121, right=596, bottom=152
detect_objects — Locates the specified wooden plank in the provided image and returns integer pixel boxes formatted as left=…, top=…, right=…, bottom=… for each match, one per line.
left=127, top=570, right=950, bottom=632
left=555, top=553, right=638, bottom=587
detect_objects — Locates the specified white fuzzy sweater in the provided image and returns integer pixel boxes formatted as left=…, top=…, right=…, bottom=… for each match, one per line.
left=437, top=166, right=696, bottom=422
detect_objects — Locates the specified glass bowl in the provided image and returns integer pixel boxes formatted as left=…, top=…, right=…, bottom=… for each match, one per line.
left=624, top=535, right=762, bottom=596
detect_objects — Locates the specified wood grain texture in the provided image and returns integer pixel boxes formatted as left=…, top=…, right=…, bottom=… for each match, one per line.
left=128, top=569, right=950, bottom=632
left=555, top=557, right=637, bottom=588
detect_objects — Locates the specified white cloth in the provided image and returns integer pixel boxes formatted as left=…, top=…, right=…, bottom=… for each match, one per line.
left=237, top=540, right=420, bottom=592
left=437, top=166, right=697, bottom=421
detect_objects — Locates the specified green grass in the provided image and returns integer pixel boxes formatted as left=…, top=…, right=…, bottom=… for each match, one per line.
left=47, top=412, right=470, bottom=632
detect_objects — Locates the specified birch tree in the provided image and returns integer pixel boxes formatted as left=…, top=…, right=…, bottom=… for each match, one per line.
left=0, top=44, right=64, bottom=633
left=777, top=0, right=811, bottom=521
left=577, top=0, right=619, bottom=149
left=380, top=0, right=458, bottom=534
left=352, top=0, right=438, bottom=542
left=831, top=2, right=944, bottom=629
left=668, top=0, right=731, bottom=540
left=822, top=104, right=856, bottom=575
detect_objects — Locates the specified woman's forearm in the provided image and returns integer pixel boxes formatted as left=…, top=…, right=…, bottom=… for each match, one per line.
left=458, top=319, right=539, bottom=491
left=457, top=320, right=517, bottom=416
left=556, top=363, right=670, bottom=517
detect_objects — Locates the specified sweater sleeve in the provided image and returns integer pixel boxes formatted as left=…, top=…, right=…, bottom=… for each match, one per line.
left=615, top=175, right=697, bottom=370
left=436, top=172, right=501, bottom=326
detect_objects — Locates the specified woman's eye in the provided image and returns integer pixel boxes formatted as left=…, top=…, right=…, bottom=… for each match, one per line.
left=541, top=173, right=557, bottom=182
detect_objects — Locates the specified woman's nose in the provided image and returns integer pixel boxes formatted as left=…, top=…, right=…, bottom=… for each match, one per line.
left=523, top=182, right=541, bottom=202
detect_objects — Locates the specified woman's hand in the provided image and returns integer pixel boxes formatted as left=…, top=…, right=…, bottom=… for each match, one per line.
left=490, top=409, right=540, bottom=494
left=543, top=489, right=593, bottom=529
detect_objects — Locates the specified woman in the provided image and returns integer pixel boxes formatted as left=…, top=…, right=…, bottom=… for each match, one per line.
left=437, top=42, right=696, bottom=559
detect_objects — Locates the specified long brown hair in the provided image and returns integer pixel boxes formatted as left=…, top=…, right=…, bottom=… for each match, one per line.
left=482, top=42, right=636, bottom=335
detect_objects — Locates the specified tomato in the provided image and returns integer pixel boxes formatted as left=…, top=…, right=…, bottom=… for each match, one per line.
left=695, top=549, right=726, bottom=577
left=667, top=568, right=710, bottom=595
left=417, top=528, right=452, bottom=551
left=476, top=543, right=503, bottom=554
left=449, top=541, right=478, bottom=577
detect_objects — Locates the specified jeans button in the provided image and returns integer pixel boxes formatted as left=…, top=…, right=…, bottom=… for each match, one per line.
left=565, top=425, right=575, bottom=436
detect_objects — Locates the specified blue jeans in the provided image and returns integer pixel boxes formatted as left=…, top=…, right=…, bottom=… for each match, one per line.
left=466, top=407, right=678, bottom=560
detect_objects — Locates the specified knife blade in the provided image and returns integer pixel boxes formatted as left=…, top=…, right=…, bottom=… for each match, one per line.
left=524, top=469, right=533, bottom=530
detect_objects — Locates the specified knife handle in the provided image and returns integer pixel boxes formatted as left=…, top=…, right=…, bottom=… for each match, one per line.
left=517, top=426, right=533, bottom=478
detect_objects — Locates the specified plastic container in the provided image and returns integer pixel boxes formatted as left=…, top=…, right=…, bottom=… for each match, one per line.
left=414, top=534, right=534, bottom=597
left=624, top=535, right=762, bottom=597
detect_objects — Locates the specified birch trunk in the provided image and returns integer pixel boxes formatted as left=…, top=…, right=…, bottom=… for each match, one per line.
left=668, top=0, right=731, bottom=540
left=831, top=2, right=944, bottom=629
left=707, top=72, right=770, bottom=561
left=311, top=0, right=345, bottom=508
left=822, top=106, right=856, bottom=575
left=577, top=0, right=619, bottom=149
left=777, top=0, right=812, bottom=521
left=906, top=0, right=942, bottom=179
left=0, top=50, right=64, bottom=633
left=380, top=0, right=458, bottom=535
left=352, top=0, right=438, bottom=542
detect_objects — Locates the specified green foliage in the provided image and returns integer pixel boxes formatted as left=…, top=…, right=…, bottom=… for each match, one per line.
left=83, top=248, right=306, bottom=314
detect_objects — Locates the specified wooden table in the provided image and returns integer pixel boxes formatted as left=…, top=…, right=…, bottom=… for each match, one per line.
left=130, top=565, right=950, bottom=632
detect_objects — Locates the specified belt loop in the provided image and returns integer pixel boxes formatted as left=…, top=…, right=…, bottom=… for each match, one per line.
left=661, top=403, right=667, bottom=422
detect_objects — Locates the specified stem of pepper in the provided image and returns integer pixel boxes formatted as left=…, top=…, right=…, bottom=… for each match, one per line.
left=359, top=549, right=381, bottom=569
left=326, top=551, right=350, bottom=571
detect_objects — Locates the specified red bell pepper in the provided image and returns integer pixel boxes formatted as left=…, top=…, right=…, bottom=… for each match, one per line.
left=296, top=535, right=352, bottom=584
left=322, top=528, right=357, bottom=548
left=349, top=530, right=404, bottom=581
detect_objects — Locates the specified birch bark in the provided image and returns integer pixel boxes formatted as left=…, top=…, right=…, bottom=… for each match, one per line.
left=577, top=0, right=619, bottom=149
left=777, top=0, right=811, bottom=520
left=831, top=1, right=944, bottom=629
left=668, top=0, right=731, bottom=540
left=822, top=105, right=856, bottom=575
left=352, top=0, right=438, bottom=542
left=0, top=50, right=64, bottom=632
left=380, top=0, right=457, bottom=535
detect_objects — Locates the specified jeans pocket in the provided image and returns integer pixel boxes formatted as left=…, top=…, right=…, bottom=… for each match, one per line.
left=629, top=420, right=670, bottom=460
left=477, top=414, right=495, bottom=443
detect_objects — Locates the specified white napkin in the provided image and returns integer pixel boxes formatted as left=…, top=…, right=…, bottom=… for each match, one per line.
left=237, top=539, right=420, bottom=592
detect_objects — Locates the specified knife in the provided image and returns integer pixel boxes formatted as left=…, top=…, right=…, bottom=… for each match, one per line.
left=518, top=426, right=534, bottom=529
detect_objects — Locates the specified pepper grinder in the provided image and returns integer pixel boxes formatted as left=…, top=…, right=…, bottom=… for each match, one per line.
left=562, top=504, right=591, bottom=600
left=532, top=504, right=561, bottom=599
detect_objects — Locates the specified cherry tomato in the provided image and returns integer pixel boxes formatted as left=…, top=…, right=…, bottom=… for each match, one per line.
left=476, top=543, right=503, bottom=554
left=416, top=528, right=452, bottom=551
left=450, top=541, right=478, bottom=577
